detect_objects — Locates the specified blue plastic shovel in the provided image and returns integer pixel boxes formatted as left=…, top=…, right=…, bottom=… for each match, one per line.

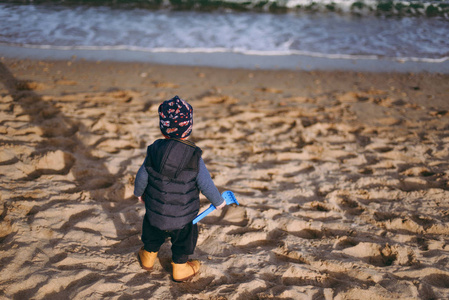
left=192, top=191, right=239, bottom=224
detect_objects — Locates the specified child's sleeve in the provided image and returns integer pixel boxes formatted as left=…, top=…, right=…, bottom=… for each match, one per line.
left=134, top=163, right=148, bottom=197
left=197, top=158, right=225, bottom=207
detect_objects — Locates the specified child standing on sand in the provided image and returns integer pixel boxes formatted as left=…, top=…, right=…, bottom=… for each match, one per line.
left=133, top=95, right=225, bottom=282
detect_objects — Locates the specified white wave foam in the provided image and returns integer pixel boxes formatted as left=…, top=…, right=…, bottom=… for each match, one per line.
left=6, top=43, right=448, bottom=64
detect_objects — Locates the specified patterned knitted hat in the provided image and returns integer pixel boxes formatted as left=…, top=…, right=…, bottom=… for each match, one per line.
left=158, top=95, right=193, bottom=139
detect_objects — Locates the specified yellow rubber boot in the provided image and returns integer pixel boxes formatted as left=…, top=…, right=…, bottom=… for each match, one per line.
left=138, top=247, right=158, bottom=271
left=171, top=260, right=200, bottom=282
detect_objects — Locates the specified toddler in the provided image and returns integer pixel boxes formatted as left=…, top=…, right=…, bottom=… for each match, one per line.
left=134, top=95, right=225, bottom=282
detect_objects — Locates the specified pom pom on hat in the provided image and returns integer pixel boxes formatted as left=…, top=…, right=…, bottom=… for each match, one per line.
left=158, top=95, right=193, bottom=139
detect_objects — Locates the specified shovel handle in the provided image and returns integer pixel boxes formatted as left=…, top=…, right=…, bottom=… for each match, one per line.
left=192, top=191, right=238, bottom=224
left=192, top=204, right=216, bottom=224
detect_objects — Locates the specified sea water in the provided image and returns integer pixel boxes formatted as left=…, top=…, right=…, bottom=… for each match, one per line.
left=0, top=0, right=448, bottom=72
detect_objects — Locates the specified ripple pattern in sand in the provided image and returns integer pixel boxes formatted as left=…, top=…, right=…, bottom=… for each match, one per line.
left=1, top=62, right=449, bottom=299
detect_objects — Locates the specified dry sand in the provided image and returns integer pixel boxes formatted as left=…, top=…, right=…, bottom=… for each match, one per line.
left=1, top=57, right=449, bottom=299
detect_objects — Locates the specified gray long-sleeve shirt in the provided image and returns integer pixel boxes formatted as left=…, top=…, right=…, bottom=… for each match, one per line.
left=134, top=157, right=224, bottom=207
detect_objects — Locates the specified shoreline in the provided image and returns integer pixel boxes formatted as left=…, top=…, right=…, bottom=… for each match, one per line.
left=1, top=44, right=449, bottom=74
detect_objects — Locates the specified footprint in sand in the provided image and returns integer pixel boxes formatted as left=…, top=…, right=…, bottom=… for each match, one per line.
left=1, top=149, right=75, bottom=180
left=341, top=242, right=397, bottom=267
left=0, top=148, right=18, bottom=166
left=31, top=150, right=75, bottom=178
left=198, top=205, right=248, bottom=227
left=281, top=264, right=335, bottom=288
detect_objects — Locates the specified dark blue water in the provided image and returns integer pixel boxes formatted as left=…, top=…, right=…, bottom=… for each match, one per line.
left=0, top=1, right=448, bottom=71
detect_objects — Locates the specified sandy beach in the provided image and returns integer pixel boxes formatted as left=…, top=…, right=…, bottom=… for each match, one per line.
left=1, top=57, right=449, bottom=299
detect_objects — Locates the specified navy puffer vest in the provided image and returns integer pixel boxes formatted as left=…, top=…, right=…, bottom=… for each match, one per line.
left=143, top=138, right=202, bottom=230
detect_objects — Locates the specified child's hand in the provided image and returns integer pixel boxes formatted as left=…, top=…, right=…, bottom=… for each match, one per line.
left=216, top=201, right=226, bottom=210
left=138, top=196, right=144, bottom=204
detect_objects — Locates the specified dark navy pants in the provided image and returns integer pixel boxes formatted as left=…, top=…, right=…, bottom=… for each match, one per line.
left=141, top=213, right=198, bottom=264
